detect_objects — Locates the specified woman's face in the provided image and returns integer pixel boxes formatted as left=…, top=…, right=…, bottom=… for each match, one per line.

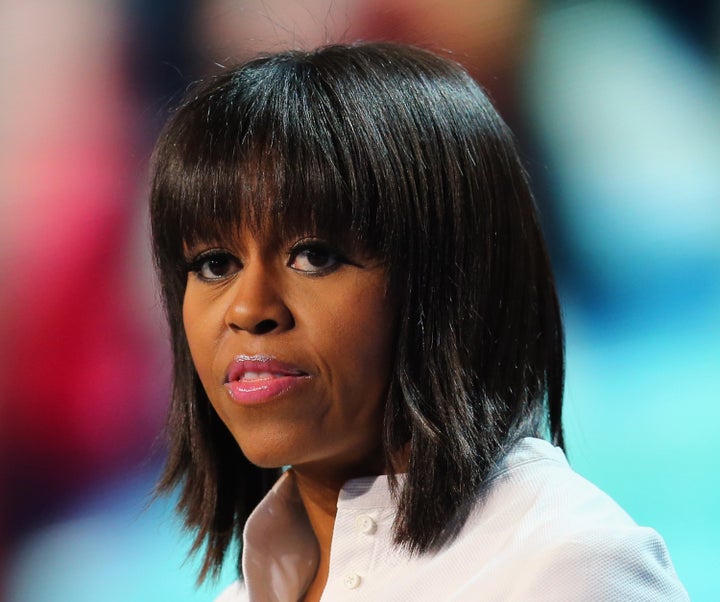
left=182, top=226, right=397, bottom=481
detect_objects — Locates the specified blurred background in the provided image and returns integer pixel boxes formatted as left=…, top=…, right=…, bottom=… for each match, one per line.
left=1, top=0, right=718, bottom=600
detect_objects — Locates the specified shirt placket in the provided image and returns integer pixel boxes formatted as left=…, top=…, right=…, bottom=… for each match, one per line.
left=321, top=506, right=384, bottom=599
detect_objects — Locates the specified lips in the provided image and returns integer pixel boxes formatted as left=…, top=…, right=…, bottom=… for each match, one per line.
left=224, top=355, right=310, bottom=405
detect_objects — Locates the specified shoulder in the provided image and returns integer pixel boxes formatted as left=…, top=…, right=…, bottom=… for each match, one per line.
left=444, top=524, right=688, bottom=601
left=448, top=438, right=689, bottom=600
left=480, top=438, right=638, bottom=534
left=489, top=438, right=645, bottom=530
left=498, top=526, right=688, bottom=601
left=214, top=580, right=246, bottom=602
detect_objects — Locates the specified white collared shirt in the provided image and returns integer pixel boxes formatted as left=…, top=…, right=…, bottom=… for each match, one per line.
left=216, top=438, right=687, bottom=601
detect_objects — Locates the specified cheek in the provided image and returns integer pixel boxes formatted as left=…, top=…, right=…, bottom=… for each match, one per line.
left=182, top=297, right=200, bottom=358
left=182, top=289, right=218, bottom=381
left=322, top=279, right=397, bottom=389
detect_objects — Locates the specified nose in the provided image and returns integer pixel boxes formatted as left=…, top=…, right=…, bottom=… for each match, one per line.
left=224, top=262, right=294, bottom=335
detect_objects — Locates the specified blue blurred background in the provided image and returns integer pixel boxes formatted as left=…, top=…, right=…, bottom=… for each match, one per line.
left=1, top=1, right=718, bottom=600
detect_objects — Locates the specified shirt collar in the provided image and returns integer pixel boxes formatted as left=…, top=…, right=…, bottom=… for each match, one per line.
left=241, top=470, right=397, bottom=601
left=239, top=439, right=563, bottom=600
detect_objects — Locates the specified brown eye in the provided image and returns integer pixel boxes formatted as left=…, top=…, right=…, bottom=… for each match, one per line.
left=288, top=241, right=346, bottom=275
left=190, top=251, right=241, bottom=281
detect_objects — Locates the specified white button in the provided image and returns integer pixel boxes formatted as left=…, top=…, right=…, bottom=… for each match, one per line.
left=355, top=514, right=377, bottom=535
left=343, top=572, right=362, bottom=589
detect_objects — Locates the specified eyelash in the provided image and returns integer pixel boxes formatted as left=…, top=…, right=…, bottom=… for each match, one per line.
left=288, top=239, right=351, bottom=276
left=185, top=249, right=239, bottom=282
left=184, top=239, right=353, bottom=282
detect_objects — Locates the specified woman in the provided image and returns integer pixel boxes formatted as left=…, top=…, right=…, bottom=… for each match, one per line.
left=149, top=43, right=687, bottom=601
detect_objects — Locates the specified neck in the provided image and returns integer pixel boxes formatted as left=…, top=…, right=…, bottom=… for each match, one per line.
left=292, top=469, right=345, bottom=602
left=291, top=447, right=406, bottom=601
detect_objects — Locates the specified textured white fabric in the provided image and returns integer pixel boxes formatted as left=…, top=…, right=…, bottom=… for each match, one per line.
left=215, top=438, right=687, bottom=601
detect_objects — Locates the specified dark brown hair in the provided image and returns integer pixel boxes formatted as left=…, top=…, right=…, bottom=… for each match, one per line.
left=150, top=42, right=564, bottom=582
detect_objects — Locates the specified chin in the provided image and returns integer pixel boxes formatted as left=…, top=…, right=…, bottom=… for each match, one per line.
left=238, top=447, right=291, bottom=469
left=235, top=438, right=306, bottom=470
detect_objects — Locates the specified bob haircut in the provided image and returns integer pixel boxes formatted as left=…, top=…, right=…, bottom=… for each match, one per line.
left=150, top=42, right=564, bottom=581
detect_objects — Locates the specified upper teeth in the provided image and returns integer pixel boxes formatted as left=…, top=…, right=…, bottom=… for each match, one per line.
left=241, top=371, right=275, bottom=381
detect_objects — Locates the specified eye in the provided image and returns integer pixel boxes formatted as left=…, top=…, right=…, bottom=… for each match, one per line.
left=187, top=250, right=241, bottom=281
left=288, top=240, right=347, bottom=275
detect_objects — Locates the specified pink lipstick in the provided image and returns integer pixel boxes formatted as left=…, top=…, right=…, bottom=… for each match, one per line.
left=224, top=355, right=310, bottom=405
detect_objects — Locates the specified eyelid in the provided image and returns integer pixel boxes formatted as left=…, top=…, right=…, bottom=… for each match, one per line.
left=185, top=247, right=228, bottom=271
left=183, top=239, right=365, bottom=279
left=287, top=238, right=360, bottom=275
left=289, top=237, right=337, bottom=255
left=185, top=248, right=240, bottom=281
left=287, top=238, right=360, bottom=265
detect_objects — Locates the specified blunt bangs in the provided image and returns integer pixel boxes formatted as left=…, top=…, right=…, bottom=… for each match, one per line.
left=151, top=44, right=506, bottom=287
left=152, top=51, right=410, bottom=271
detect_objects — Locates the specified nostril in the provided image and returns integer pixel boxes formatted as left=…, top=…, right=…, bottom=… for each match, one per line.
left=254, top=319, right=278, bottom=335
